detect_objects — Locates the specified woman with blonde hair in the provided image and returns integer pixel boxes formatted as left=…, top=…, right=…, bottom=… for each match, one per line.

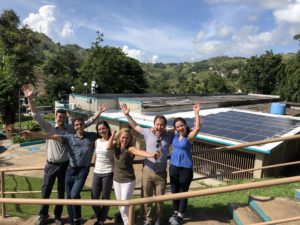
left=113, top=128, right=160, bottom=225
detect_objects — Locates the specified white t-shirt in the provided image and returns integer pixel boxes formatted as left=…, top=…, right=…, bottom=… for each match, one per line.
left=94, top=139, right=114, bottom=174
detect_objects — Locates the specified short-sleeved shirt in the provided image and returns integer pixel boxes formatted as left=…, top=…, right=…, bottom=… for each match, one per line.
left=170, top=134, right=193, bottom=168
left=32, top=112, right=94, bottom=163
left=61, top=132, right=98, bottom=167
left=113, top=147, right=135, bottom=183
left=140, top=128, right=174, bottom=173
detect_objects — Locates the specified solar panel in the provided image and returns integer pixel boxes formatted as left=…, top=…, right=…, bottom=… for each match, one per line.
left=168, top=110, right=300, bottom=143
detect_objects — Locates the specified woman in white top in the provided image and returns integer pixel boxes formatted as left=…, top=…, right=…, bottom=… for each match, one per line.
left=91, top=120, right=115, bottom=225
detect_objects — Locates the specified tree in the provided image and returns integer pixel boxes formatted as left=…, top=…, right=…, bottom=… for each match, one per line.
left=239, top=51, right=283, bottom=94
left=202, top=75, right=233, bottom=94
left=276, top=34, right=300, bottom=102
left=0, top=10, right=38, bottom=132
left=42, top=46, right=83, bottom=101
left=79, top=37, right=148, bottom=93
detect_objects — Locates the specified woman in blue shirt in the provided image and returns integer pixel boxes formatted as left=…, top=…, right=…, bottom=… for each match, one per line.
left=169, top=103, right=201, bottom=225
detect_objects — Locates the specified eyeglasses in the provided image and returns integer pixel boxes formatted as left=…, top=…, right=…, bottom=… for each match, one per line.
left=156, top=139, right=161, bottom=148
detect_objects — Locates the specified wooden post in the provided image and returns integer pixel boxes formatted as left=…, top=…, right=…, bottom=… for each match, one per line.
left=128, top=205, right=135, bottom=225
left=1, top=171, right=6, bottom=218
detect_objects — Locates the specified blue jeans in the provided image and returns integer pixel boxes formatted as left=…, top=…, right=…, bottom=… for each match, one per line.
left=65, top=166, right=90, bottom=224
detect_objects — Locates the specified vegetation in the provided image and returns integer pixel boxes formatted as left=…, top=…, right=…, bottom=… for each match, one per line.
left=0, top=10, right=39, bottom=131
left=79, top=33, right=148, bottom=94
left=1, top=174, right=300, bottom=220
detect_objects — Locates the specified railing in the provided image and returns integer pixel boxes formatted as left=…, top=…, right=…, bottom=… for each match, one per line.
left=1, top=134, right=300, bottom=224
left=1, top=176, right=300, bottom=225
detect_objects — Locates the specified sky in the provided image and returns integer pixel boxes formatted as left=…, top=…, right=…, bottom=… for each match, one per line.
left=1, top=0, right=300, bottom=63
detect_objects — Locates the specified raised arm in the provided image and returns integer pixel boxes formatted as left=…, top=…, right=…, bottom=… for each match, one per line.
left=106, top=130, right=116, bottom=150
left=128, top=146, right=160, bottom=158
left=188, top=102, right=202, bottom=141
left=21, top=130, right=62, bottom=142
left=22, top=84, right=54, bottom=131
left=22, top=84, right=37, bottom=113
left=120, top=104, right=142, bottom=133
left=85, top=103, right=108, bottom=127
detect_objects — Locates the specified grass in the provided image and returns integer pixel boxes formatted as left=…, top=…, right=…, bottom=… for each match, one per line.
left=1, top=175, right=300, bottom=222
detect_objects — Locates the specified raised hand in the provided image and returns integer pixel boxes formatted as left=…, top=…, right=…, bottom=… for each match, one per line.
left=120, top=104, right=130, bottom=115
left=98, top=103, right=108, bottom=113
left=193, top=102, right=201, bottom=113
left=22, top=84, right=34, bottom=98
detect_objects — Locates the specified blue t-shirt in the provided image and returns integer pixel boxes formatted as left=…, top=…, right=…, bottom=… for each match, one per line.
left=170, top=134, right=193, bottom=168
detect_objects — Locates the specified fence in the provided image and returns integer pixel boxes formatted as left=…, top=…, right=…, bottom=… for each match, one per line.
left=1, top=134, right=300, bottom=225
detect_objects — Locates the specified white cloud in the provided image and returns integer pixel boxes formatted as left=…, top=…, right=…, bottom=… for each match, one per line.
left=122, top=46, right=160, bottom=63
left=23, top=5, right=74, bottom=42
left=274, top=2, right=300, bottom=23
left=216, top=24, right=234, bottom=37
left=151, top=55, right=158, bottom=64
left=122, top=45, right=146, bottom=62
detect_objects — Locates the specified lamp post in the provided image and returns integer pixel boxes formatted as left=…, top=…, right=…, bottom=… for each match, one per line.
left=84, top=82, right=87, bottom=94
left=91, top=80, right=97, bottom=94
left=18, top=89, right=21, bottom=131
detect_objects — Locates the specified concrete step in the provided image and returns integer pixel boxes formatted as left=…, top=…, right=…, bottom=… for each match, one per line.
left=229, top=203, right=263, bottom=225
left=294, top=189, right=300, bottom=201
left=249, top=196, right=300, bottom=225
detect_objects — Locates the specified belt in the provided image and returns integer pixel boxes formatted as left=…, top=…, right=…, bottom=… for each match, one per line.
left=47, top=160, right=68, bottom=166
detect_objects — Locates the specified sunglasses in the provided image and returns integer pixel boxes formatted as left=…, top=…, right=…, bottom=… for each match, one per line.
left=156, top=139, right=161, bottom=148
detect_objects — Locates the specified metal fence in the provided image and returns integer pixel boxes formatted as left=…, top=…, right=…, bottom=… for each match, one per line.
left=192, top=141, right=255, bottom=180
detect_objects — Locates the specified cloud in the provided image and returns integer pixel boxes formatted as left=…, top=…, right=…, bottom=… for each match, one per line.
left=23, top=5, right=74, bottom=43
left=122, top=45, right=146, bottom=61
left=191, top=0, right=300, bottom=60
left=122, top=46, right=159, bottom=63
left=151, top=55, right=158, bottom=64
left=274, top=2, right=300, bottom=23
left=216, top=24, right=234, bottom=37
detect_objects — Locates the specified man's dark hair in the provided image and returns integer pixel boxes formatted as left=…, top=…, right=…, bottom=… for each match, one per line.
left=55, top=109, right=66, bottom=116
left=72, top=118, right=85, bottom=126
left=154, top=115, right=167, bottom=126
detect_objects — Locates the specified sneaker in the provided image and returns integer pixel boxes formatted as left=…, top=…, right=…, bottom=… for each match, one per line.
left=154, top=220, right=161, bottom=225
left=55, top=218, right=64, bottom=225
left=36, top=215, right=48, bottom=225
left=113, top=212, right=123, bottom=223
left=170, top=216, right=183, bottom=225
left=169, top=213, right=178, bottom=224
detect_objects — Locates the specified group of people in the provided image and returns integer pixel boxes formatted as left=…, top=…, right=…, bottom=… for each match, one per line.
left=21, top=85, right=201, bottom=225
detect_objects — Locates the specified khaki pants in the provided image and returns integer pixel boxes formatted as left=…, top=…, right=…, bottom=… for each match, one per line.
left=142, top=167, right=167, bottom=223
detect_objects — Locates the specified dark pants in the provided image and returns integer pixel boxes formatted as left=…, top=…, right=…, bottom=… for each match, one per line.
left=169, top=165, right=193, bottom=214
left=91, top=172, right=113, bottom=222
left=39, top=161, right=69, bottom=219
left=65, top=166, right=90, bottom=224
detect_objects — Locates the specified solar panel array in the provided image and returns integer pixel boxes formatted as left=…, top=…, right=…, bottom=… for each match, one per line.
left=169, top=111, right=300, bottom=142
